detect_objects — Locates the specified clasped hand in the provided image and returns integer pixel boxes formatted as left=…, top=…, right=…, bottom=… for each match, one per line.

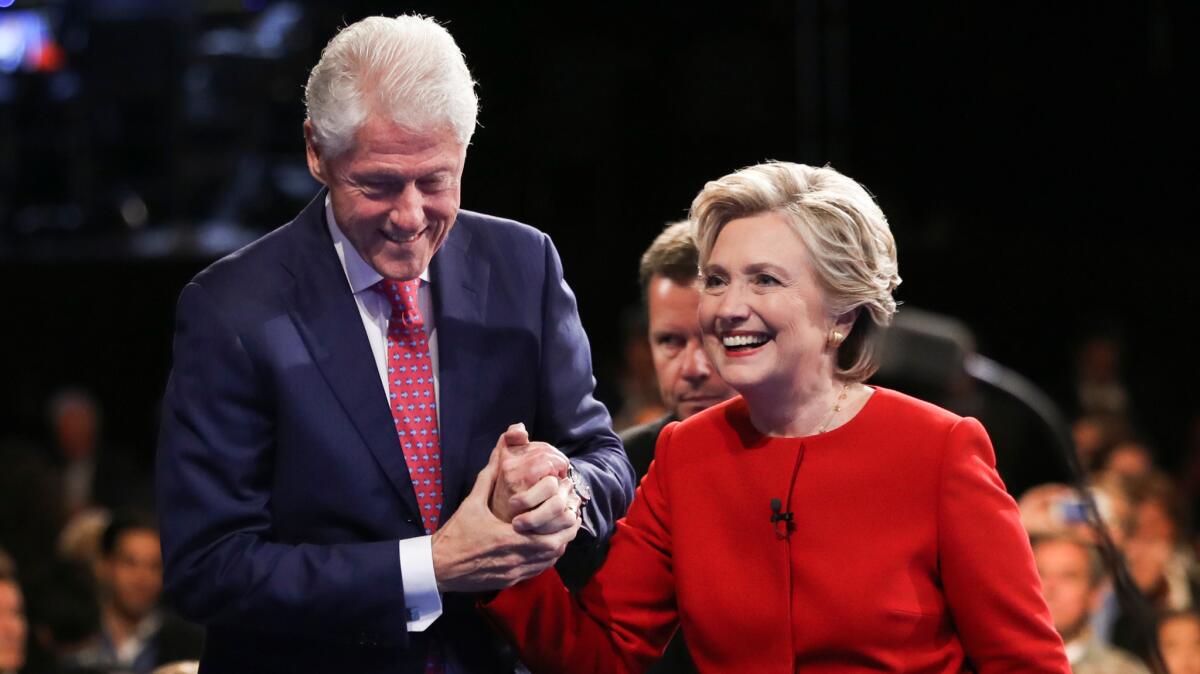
left=431, top=423, right=582, bottom=593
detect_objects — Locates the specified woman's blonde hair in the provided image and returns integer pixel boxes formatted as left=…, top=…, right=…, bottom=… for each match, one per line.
left=691, top=161, right=901, bottom=381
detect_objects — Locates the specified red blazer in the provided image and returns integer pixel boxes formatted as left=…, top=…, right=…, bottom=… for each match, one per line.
left=482, top=387, right=1069, bottom=673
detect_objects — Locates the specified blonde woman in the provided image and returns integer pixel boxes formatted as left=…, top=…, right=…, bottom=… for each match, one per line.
left=481, top=162, right=1069, bottom=673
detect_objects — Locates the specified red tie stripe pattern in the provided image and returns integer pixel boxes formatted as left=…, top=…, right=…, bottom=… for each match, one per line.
left=377, top=279, right=444, bottom=535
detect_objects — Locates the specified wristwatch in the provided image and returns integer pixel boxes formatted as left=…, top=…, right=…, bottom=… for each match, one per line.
left=566, top=462, right=592, bottom=511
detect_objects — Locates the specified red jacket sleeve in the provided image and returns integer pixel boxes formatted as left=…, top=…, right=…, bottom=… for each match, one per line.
left=481, top=423, right=683, bottom=674
left=938, top=417, right=1069, bottom=673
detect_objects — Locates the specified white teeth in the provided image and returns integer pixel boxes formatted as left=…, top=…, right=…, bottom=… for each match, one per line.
left=722, top=334, right=768, bottom=348
left=384, top=230, right=422, bottom=243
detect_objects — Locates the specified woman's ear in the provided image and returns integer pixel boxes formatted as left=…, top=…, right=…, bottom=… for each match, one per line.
left=835, top=307, right=860, bottom=335
left=828, top=307, right=860, bottom=347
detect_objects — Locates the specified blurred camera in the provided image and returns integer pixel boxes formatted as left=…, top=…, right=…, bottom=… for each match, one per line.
left=1059, top=498, right=1089, bottom=524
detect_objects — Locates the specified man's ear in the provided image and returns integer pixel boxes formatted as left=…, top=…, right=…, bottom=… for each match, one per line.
left=303, top=120, right=328, bottom=186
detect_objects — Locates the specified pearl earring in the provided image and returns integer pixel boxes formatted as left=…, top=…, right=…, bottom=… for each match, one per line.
left=829, top=330, right=845, bottom=347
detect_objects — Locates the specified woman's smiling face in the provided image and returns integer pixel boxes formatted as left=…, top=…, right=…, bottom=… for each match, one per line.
left=698, top=211, right=834, bottom=398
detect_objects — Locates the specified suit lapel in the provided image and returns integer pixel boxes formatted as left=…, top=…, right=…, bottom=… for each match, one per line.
left=282, top=193, right=421, bottom=519
left=431, top=222, right=489, bottom=512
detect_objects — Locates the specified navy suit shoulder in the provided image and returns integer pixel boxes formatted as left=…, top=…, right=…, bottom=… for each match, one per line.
left=189, top=222, right=295, bottom=302
left=454, top=207, right=545, bottom=243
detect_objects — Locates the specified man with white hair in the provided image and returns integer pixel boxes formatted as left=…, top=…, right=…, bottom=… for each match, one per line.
left=156, top=15, right=635, bottom=673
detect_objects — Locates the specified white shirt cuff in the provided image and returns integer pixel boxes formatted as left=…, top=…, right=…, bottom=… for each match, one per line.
left=398, top=535, right=442, bottom=631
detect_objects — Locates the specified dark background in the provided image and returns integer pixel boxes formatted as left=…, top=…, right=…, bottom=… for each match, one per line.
left=1, top=0, right=1196, bottom=475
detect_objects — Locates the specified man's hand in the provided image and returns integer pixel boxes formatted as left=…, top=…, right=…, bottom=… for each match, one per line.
left=431, top=446, right=580, bottom=593
left=489, top=423, right=571, bottom=524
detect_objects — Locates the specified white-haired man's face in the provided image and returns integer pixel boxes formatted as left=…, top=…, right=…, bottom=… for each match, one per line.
left=306, top=115, right=466, bottom=281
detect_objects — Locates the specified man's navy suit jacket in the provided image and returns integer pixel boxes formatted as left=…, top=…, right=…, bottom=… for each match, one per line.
left=156, top=192, right=635, bottom=672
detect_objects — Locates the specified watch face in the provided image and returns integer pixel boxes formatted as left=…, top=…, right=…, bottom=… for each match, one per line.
left=569, top=465, right=592, bottom=501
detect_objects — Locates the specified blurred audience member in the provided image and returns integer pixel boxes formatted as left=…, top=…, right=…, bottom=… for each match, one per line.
left=57, top=510, right=112, bottom=570
left=0, top=438, right=65, bottom=580
left=25, top=561, right=102, bottom=674
left=1073, top=413, right=1133, bottom=474
left=1114, top=473, right=1199, bottom=660
left=1018, top=482, right=1134, bottom=544
left=46, top=389, right=150, bottom=517
left=0, top=550, right=27, bottom=674
left=620, top=221, right=735, bottom=480
left=1160, top=611, right=1200, bottom=674
left=1020, top=483, right=1088, bottom=539
left=71, top=512, right=202, bottom=674
left=1018, top=480, right=1137, bottom=645
left=1074, top=333, right=1129, bottom=417
left=1032, top=534, right=1149, bottom=673
left=1101, top=440, right=1155, bottom=482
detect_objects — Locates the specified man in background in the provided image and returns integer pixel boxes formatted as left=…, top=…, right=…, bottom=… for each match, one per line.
left=1032, top=533, right=1148, bottom=673
left=616, top=222, right=735, bottom=674
left=46, top=389, right=149, bottom=515
left=72, top=512, right=202, bottom=674
left=620, top=221, right=735, bottom=479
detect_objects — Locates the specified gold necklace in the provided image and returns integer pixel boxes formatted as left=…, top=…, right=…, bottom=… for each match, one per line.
left=814, top=383, right=850, bottom=434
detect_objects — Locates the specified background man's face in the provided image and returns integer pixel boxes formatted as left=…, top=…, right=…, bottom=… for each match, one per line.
left=55, top=400, right=98, bottom=460
left=100, top=530, right=163, bottom=621
left=307, top=116, right=466, bottom=281
left=0, top=581, right=26, bottom=671
left=1161, top=616, right=1200, bottom=674
left=1034, top=539, right=1096, bottom=641
left=647, top=275, right=736, bottom=419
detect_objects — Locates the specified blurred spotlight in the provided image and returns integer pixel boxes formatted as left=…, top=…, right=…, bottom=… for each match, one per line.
left=119, top=193, right=148, bottom=229
left=0, top=0, right=15, bottom=10
left=0, top=8, right=64, bottom=73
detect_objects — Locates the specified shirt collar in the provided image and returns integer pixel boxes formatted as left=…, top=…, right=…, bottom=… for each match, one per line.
left=1064, top=637, right=1087, bottom=665
left=325, top=195, right=430, bottom=294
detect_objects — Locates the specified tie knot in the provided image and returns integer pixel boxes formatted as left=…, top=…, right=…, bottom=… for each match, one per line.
left=378, top=279, right=423, bottom=330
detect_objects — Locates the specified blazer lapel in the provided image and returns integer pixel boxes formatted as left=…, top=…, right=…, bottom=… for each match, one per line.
left=282, top=193, right=421, bottom=519
left=431, top=223, right=490, bottom=512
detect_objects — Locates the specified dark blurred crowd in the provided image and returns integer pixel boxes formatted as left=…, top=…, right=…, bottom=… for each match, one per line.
left=1010, top=335, right=1200, bottom=673
left=0, top=390, right=202, bottom=674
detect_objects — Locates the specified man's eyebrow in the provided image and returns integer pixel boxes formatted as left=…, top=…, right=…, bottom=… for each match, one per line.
left=349, top=167, right=455, bottom=181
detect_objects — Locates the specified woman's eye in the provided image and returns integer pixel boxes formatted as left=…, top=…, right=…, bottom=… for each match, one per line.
left=703, top=275, right=726, bottom=289
left=755, top=274, right=780, bottom=285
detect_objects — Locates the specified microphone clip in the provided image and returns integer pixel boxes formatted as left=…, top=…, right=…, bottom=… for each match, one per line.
left=770, top=498, right=794, bottom=539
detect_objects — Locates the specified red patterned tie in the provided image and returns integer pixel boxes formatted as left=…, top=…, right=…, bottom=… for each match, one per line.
left=378, top=279, right=444, bottom=535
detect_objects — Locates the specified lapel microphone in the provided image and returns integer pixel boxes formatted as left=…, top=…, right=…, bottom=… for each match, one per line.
left=771, top=443, right=805, bottom=539
left=770, top=498, right=793, bottom=539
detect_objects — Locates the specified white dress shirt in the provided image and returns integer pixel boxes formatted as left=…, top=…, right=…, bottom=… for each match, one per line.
left=325, top=198, right=443, bottom=631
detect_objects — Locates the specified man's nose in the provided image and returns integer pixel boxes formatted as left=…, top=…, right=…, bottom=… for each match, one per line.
left=389, top=183, right=424, bottom=228
left=680, top=340, right=712, bottom=381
